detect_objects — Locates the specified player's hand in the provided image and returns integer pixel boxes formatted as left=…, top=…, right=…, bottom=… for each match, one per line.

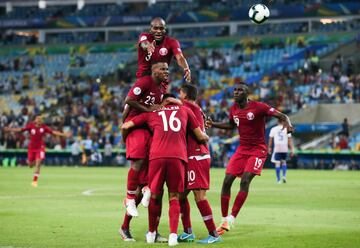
left=282, top=122, right=294, bottom=134
left=147, top=40, right=156, bottom=54
left=268, top=148, right=272, bottom=155
left=149, top=104, right=162, bottom=112
left=205, top=117, right=213, bottom=129
left=184, top=68, right=191, bottom=83
left=162, top=97, right=182, bottom=106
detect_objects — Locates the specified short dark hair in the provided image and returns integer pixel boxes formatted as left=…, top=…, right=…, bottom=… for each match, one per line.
left=163, top=93, right=176, bottom=101
left=181, top=84, right=198, bottom=101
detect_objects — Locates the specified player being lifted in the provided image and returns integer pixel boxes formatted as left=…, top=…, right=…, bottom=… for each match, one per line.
left=137, top=17, right=191, bottom=82
left=121, top=93, right=209, bottom=246
left=177, top=84, right=222, bottom=244
left=206, top=83, right=294, bottom=235
left=4, top=115, right=68, bottom=187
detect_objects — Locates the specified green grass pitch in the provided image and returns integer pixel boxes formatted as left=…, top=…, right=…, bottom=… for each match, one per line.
left=1, top=167, right=359, bottom=248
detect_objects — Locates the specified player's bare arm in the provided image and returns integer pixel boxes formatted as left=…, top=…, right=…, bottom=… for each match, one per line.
left=125, top=96, right=161, bottom=112
left=53, top=130, right=70, bottom=138
left=206, top=118, right=236, bottom=130
left=4, top=127, right=22, bottom=132
left=175, top=53, right=191, bottom=83
left=162, top=97, right=183, bottom=106
left=268, top=137, right=273, bottom=155
left=289, top=137, right=295, bottom=157
left=192, top=127, right=209, bottom=144
left=121, top=121, right=135, bottom=142
left=273, top=111, right=294, bottom=133
left=122, top=104, right=131, bottom=122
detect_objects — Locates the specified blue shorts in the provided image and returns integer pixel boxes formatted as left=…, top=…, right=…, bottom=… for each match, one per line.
left=274, top=152, right=287, bottom=161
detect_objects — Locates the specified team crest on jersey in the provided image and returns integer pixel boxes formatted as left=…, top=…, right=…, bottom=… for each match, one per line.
left=159, top=48, right=168, bottom=56
left=133, top=87, right=141, bottom=95
left=31, top=129, right=36, bottom=135
left=246, top=112, right=255, bottom=120
left=140, top=35, right=147, bottom=42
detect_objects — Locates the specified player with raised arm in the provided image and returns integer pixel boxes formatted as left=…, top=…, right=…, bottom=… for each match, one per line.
left=206, top=83, right=294, bottom=235
left=119, top=61, right=170, bottom=242
left=137, top=17, right=191, bottom=82
left=4, top=115, right=68, bottom=187
left=268, top=119, right=295, bottom=184
left=121, top=94, right=208, bottom=246
left=177, top=84, right=222, bottom=244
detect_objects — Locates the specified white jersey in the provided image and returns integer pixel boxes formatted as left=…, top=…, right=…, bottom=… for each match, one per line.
left=269, top=125, right=291, bottom=153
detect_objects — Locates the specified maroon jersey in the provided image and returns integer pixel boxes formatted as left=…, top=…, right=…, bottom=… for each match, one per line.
left=21, top=123, right=53, bottom=150
left=131, top=104, right=199, bottom=162
left=126, top=75, right=167, bottom=119
left=136, top=32, right=182, bottom=78
left=183, top=100, right=209, bottom=156
left=229, top=101, right=276, bottom=156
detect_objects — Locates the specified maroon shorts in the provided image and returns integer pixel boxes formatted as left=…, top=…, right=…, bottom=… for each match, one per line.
left=125, top=128, right=151, bottom=160
left=148, top=158, right=185, bottom=195
left=226, top=153, right=267, bottom=177
left=185, top=155, right=211, bottom=190
left=28, top=148, right=45, bottom=163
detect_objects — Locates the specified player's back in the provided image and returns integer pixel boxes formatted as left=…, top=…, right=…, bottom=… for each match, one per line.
left=270, top=125, right=289, bottom=153
left=147, top=104, right=193, bottom=162
left=183, top=100, right=209, bottom=156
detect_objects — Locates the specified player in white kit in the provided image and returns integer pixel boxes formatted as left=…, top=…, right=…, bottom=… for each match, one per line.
left=268, top=120, right=294, bottom=183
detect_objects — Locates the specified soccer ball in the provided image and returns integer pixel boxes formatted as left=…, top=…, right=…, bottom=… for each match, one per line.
left=248, top=4, right=270, bottom=24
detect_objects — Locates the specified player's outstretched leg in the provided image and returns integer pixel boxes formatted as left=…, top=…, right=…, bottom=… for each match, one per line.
left=194, top=190, right=222, bottom=244
left=119, top=194, right=141, bottom=241
left=31, top=159, right=41, bottom=187
left=281, top=161, right=287, bottom=183
left=275, top=161, right=281, bottom=183
left=217, top=174, right=236, bottom=235
left=125, top=159, right=144, bottom=217
left=228, top=172, right=256, bottom=228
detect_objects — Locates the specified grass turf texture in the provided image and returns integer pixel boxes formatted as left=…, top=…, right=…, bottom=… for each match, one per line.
left=0, top=167, right=359, bottom=248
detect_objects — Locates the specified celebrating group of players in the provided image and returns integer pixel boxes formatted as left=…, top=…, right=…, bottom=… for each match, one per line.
left=4, top=17, right=294, bottom=246
left=118, top=17, right=294, bottom=246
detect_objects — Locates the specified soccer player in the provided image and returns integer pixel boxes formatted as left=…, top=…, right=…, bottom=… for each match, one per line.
left=4, top=115, right=68, bottom=187
left=121, top=94, right=209, bottom=246
left=268, top=119, right=295, bottom=184
left=206, top=83, right=294, bottom=235
left=177, top=84, right=222, bottom=244
left=137, top=17, right=191, bottom=82
left=119, top=61, right=170, bottom=242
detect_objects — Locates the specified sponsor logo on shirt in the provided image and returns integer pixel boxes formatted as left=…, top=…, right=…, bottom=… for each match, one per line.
left=140, top=35, right=147, bottom=42
left=40, top=128, right=44, bottom=133
left=269, top=107, right=275, bottom=112
left=246, top=112, right=255, bottom=120
left=177, top=48, right=182, bottom=53
left=159, top=48, right=168, bottom=56
left=133, top=87, right=142, bottom=95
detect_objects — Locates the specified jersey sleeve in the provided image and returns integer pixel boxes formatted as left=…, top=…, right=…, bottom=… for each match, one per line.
left=127, top=78, right=148, bottom=101
left=170, top=38, right=182, bottom=56
left=21, top=124, right=31, bottom=132
left=138, top=33, right=150, bottom=46
left=43, top=125, right=53, bottom=134
left=259, top=102, right=277, bottom=116
left=131, top=113, right=148, bottom=127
